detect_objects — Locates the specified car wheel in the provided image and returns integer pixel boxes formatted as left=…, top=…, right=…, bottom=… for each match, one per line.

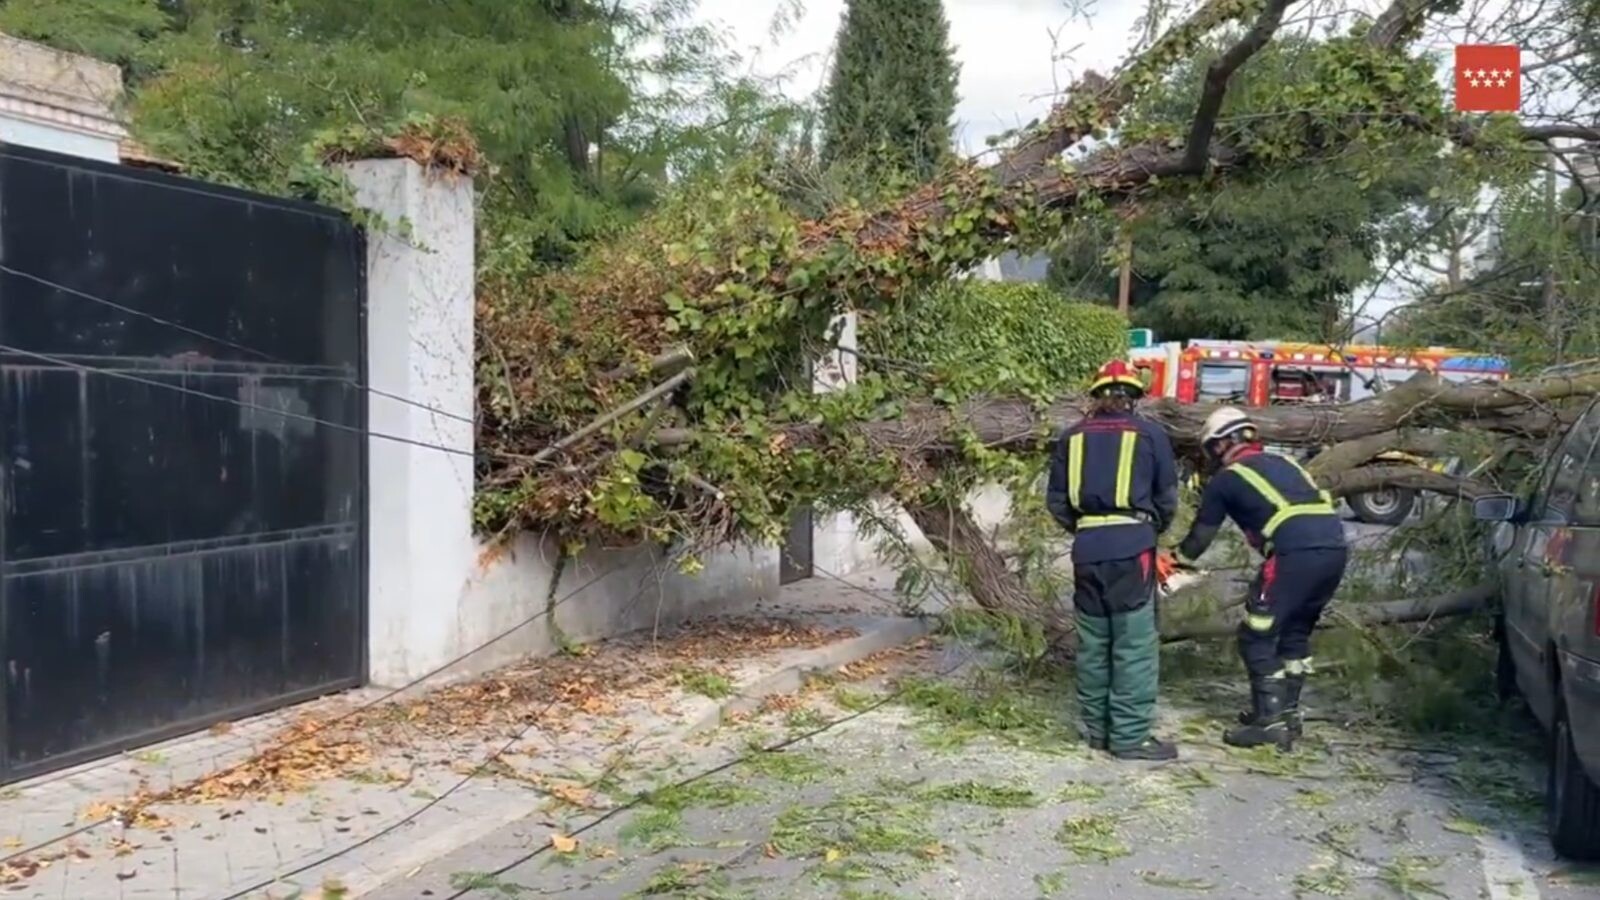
left=1348, top=487, right=1416, bottom=525
left=1548, top=699, right=1600, bottom=861
left=1494, top=618, right=1517, bottom=704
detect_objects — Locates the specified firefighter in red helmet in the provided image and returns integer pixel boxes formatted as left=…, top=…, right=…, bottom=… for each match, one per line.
left=1046, top=359, right=1181, bottom=759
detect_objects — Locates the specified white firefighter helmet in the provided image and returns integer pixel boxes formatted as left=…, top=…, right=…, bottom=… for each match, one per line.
left=1200, top=406, right=1256, bottom=445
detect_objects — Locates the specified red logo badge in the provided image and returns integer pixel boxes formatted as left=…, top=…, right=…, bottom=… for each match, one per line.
left=1454, top=45, right=1520, bottom=112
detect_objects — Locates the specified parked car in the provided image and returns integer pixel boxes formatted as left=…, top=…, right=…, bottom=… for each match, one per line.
left=1474, top=396, right=1600, bottom=861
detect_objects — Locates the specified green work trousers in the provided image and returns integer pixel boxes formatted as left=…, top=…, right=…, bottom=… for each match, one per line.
left=1073, top=553, right=1159, bottom=750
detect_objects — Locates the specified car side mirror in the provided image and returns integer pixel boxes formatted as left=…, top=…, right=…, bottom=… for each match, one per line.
left=1472, top=494, right=1523, bottom=523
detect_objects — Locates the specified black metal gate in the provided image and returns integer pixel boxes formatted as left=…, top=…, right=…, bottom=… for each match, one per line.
left=0, top=144, right=367, bottom=781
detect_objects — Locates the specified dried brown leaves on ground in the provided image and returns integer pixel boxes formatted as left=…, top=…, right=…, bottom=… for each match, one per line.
left=0, top=844, right=92, bottom=885
left=90, top=618, right=855, bottom=821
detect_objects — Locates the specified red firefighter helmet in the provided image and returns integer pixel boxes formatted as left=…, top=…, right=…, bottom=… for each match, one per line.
left=1088, top=359, right=1145, bottom=397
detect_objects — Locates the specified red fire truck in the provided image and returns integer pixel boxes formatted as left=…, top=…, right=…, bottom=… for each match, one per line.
left=1129, top=337, right=1512, bottom=524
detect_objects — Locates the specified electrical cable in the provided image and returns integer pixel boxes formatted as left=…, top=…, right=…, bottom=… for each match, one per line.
left=0, top=264, right=476, bottom=425
left=436, top=564, right=970, bottom=898
left=215, top=574, right=661, bottom=900
left=0, top=342, right=475, bottom=459
left=0, top=558, right=635, bottom=866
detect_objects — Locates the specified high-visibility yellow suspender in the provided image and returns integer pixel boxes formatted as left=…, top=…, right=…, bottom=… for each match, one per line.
left=1113, top=430, right=1137, bottom=509
left=1227, top=461, right=1335, bottom=545
left=1067, top=428, right=1142, bottom=528
left=1067, top=433, right=1085, bottom=512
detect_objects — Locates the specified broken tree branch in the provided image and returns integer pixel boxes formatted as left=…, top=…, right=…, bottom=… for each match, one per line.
left=1161, top=582, right=1495, bottom=640
left=600, top=344, right=694, bottom=383
left=1183, top=0, right=1295, bottom=173
left=1317, top=463, right=1495, bottom=500
left=525, top=369, right=694, bottom=465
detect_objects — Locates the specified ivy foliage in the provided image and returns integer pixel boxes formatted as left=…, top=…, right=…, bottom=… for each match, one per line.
left=862, top=282, right=1127, bottom=404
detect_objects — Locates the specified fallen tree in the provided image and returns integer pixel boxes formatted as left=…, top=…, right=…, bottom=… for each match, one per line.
left=469, top=0, right=1598, bottom=648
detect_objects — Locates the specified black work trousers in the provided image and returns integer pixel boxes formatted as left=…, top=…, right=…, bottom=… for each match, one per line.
left=1237, top=546, right=1348, bottom=678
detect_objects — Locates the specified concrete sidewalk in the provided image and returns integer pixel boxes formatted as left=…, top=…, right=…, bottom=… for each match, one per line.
left=0, top=569, right=932, bottom=900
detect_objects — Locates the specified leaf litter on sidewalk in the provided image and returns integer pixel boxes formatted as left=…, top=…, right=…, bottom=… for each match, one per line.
left=78, top=618, right=856, bottom=828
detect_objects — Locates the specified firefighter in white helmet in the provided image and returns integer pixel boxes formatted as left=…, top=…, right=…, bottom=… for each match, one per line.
left=1167, top=407, right=1349, bottom=750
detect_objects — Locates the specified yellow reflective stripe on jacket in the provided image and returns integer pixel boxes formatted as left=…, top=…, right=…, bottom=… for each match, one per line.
left=1228, top=462, right=1335, bottom=540
left=1078, top=514, right=1142, bottom=529
left=1067, top=433, right=1085, bottom=512
left=1245, top=613, right=1276, bottom=632
left=1066, top=428, right=1141, bottom=518
left=1278, top=456, right=1334, bottom=506
left=1113, top=430, right=1137, bottom=509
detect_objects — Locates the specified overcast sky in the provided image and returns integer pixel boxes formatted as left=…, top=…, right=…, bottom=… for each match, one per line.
left=698, top=0, right=1150, bottom=155
left=693, top=0, right=1591, bottom=336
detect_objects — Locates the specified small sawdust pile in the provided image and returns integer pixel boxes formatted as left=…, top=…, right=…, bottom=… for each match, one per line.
left=90, top=618, right=855, bottom=820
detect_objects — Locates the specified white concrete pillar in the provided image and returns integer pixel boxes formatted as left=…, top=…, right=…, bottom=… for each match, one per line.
left=339, top=159, right=476, bottom=687
left=810, top=313, right=878, bottom=576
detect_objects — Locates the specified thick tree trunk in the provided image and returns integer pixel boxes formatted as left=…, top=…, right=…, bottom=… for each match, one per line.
left=683, top=371, right=1599, bottom=480
left=902, top=498, right=1074, bottom=642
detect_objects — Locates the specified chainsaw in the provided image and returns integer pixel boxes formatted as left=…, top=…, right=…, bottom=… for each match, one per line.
left=1155, top=551, right=1204, bottom=595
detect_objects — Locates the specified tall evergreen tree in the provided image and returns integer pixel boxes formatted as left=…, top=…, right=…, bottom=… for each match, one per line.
left=820, top=0, right=959, bottom=183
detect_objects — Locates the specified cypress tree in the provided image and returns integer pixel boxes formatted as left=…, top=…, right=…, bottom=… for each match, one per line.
left=820, top=0, right=960, bottom=183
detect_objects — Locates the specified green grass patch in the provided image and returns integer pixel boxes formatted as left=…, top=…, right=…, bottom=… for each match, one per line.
left=677, top=667, right=735, bottom=700
left=741, top=746, right=836, bottom=784
left=1054, top=813, right=1129, bottom=863
left=770, top=793, right=939, bottom=861
left=1289, top=788, right=1336, bottom=810
left=1441, top=815, right=1489, bottom=836
left=894, top=675, right=1070, bottom=752
left=833, top=686, right=880, bottom=712
left=631, top=863, right=749, bottom=898
left=918, top=780, right=1039, bottom=808
left=1053, top=782, right=1107, bottom=803
left=1446, top=752, right=1543, bottom=824
left=1163, top=766, right=1220, bottom=793
left=1292, top=858, right=1352, bottom=896
left=448, top=871, right=526, bottom=895
left=1033, top=870, right=1069, bottom=896
left=646, top=778, right=763, bottom=812
left=784, top=707, right=829, bottom=730
left=1376, top=856, right=1448, bottom=899
left=619, top=807, right=687, bottom=852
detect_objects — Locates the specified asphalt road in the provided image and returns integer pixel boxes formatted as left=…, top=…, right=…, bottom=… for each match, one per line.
left=365, top=514, right=1594, bottom=900
left=369, top=654, right=1599, bottom=900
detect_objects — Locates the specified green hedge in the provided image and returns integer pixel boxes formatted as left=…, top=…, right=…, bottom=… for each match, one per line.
left=863, top=280, right=1127, bottom=401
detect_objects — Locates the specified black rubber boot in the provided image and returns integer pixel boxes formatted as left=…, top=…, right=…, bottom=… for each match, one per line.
left=1224, top=679, right=1293, bottom=750
left=1111, top=736, right=1179, bottom=761
left=1283, top=674, right=1306, bottom=740
left=1088, top=736, right=1108, bottom=751
left=1240, top=675, right=1306, bottom=737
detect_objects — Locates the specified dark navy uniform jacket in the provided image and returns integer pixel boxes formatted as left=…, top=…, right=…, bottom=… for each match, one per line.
left=1046, top=412, right=1179, bottom=564
left=1178, top=447, right=1347, bottom=560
